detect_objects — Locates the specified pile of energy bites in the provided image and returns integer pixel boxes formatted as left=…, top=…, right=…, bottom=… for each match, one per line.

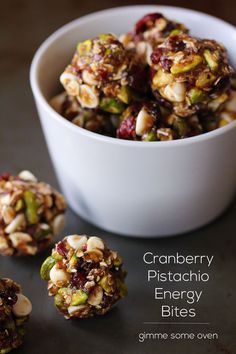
left=50, top=13, right=236, bottom=141
left=0, top=172, right=127, bottom=352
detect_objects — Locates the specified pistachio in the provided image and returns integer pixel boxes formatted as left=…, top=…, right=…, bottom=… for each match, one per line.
left=23, top=191, right=39, bottom=224
left=99, top=97, right=125, bottom=114
left=71, top=290, right=88, bottom=306
left=40, top=256, right=56, bottom=281
left=203, top=50, right=219, bottom=71
left=196, top=72, right=216, bottom=88
left=49, top=265, right=70, bottom=286
left=54, top=293, right=63, bottom=307
left=5, top=213, right=25, bottom=234
left=67, top=234, right=87, bottom=250
left=15, top=199, right=24, bottom=212
left=117, top=86, right=131, bottom=104
left=9, top=232, right=32, bottom=247
left=34, top=224, right=51, bottom=240
left=18, top=170, right=37, bottom=182
left=12, top=293, right=32, bottom=317
left=188, top=88, right=206, bottom=104
left=87, top=236, right=104, bottom=251
left=153, top=70, right=173, bottom=89
left=82, top=70, right=98, bottom=85
left=52, top=214, right=65, bottom=235
left=171, top=55, right=202, bottom=75
left=162, top=82, right=186, bottom=102
left=143, top=130, right=157, bottom=142
left=2, top=205, right=15, bottom=224
left=77, top=84, right=99, bottom=108
left=77, top=39, right=92, bottom=55
left=88, top=285, right=103, bottom=306
left=99, top=275, right=112, bottom=293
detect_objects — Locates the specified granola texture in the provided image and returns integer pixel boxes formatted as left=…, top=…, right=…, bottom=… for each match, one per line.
left=150, top=34, right=233, bottom=117
left=0, top=278, right=32, bottom=353
left=0, top=171, right=66, bottom=256
left=50, top=12, right=236, bottom=140
left=40, top=235, right=127, bottom=319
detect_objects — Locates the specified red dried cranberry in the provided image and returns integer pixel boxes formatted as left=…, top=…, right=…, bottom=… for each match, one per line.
left=160, top=57, right=172, bottom=71
left=71, top=272, right=87, bottom=289
left=128, top=64, right=149, bottom=93
left=0, top=173, right=10, bottom=181
left=151, top=48, right=163, bottom=65
left=117, top=116, right=136, bottom=140
left=135, top=13, right=163, bottom=34
left=167, top=35, right=186, bottom=52
left=56, top=240, right=68, bottom=257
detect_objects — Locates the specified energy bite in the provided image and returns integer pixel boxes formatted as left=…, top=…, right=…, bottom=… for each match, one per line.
left=120, top=13, right=188, bottom=65
left=0, top=278, right=32, bottom=353
left=50, top=91, right=118, bottom=136
left=0, top=171, right=66, bottom=256
left=40, top=235, right=127, bottom=319
left=60, top=34, right=134, bottom=113
left=150, top=34, right=233, bottom=117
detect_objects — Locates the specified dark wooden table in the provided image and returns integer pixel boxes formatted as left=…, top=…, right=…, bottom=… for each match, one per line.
left=0, top=1, right=236, bottom=353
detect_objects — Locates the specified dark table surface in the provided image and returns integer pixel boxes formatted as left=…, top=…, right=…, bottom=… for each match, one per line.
left=0, top=1, right=236, bottom=353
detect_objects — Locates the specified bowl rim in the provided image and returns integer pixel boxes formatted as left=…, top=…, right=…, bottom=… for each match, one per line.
left=30, top=4, right=236, bottom=148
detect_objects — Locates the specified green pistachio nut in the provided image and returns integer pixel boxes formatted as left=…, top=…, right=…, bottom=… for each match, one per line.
left=99, top=275, right=112, bottom=293
left=203, top=50, right=219, bottom=71
left=188, top=88, right=206, bottom=104
left=15, top=199, right=24, bottom=212
left=170, top=29, right=181, bottom=36
left=196, top=72, right=216, bottom=88
left=54, top=293, right=64, bottom=307
left=34, top=227, right=52, bottom=240
left=99, top=33, right=114, bottom=42
left=40, top=256, right=56, bottom=281
left=100, top=97, right=125, bottom=114
left=71, top=290, right=88, bottom=306
left=171, top=55, right=202, bottom=75
left=0, top=348, right=12, bottom=354
left=77, top=39, right=92, bottom=56
left=23, top=190, right=39, bottom=224
left=152, top=70, right=173, bottom=88
left=143, top=130, right=157, bottom=142
left=52, top=251, right=63, bottom=261
left=69, top=254, right=77, bottom=268
left=117, top=86, right=132, bottom=104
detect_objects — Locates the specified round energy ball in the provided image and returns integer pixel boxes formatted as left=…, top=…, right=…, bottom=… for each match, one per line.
left=60, top=34, right=133, bottom=114
left=150, top=34, right=233, bottom=117
left=40, top=235, right=127, bottom=319
left=0, top=171, right=66, bottom=256
left=120, top=13, right=188, bottom=65
left=0, top=278, right=32, bottom=353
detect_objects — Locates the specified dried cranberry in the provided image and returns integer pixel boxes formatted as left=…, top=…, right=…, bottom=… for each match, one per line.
left=167, top=35, right=186, bottom=52
left=71, top=272, right=87, bottom=289
left=135, top=13, right=163, bottom=34
left=160, top=56, right=172, bottom=71
left=117, top=116, right=136, bottom=140
left=0, top=173, right=10, bottom=181
left=128, top=64, right=149, bottom=93
left=56, top=240, right=68, bottom=257
left=151, top=48, right=163, bottom=65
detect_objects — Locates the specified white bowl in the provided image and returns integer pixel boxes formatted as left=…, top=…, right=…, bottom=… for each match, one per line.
left=30, top=5, right=236, bottom=237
